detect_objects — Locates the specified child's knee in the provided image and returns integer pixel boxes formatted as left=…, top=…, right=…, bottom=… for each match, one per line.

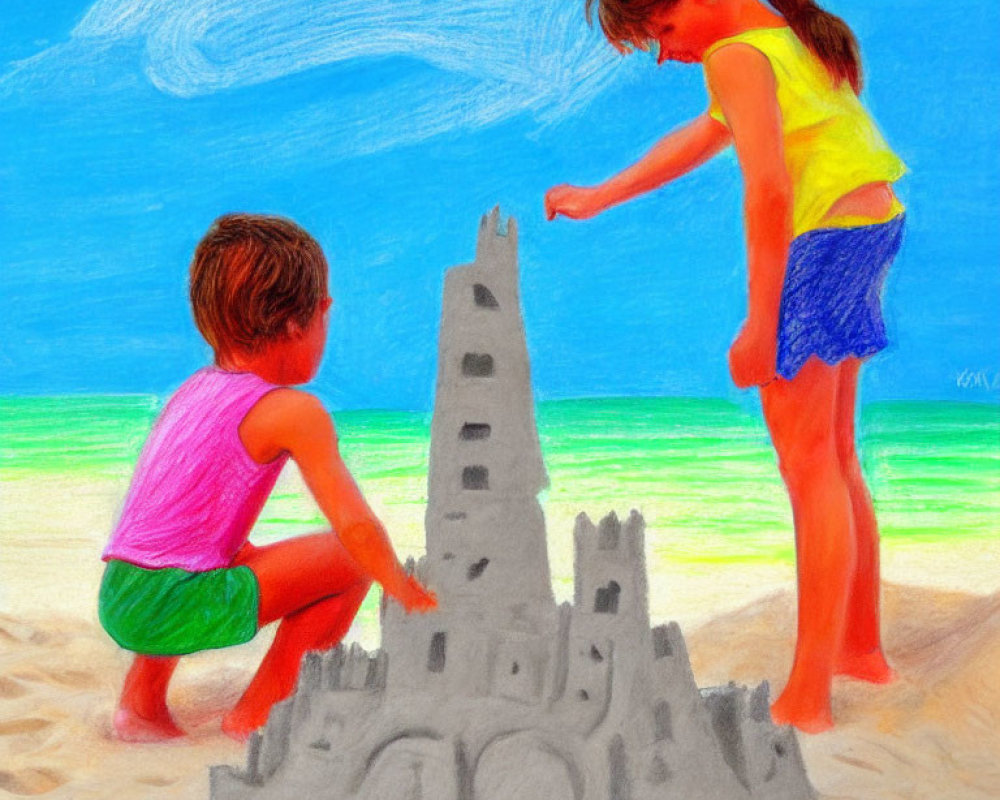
left=315, top=535, right=372, bottom=591
left=774, top=435, right=838, bottom=489
left=350, top=574, right=374, bottom=598
left=834, top=435, right=864, bottom=482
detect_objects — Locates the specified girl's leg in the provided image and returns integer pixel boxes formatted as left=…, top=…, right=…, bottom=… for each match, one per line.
left=762, top=357, right=856, bottom=733
left=834, top=357, right=894, bottom=682
left=222, top=533, right=372, bottom=740
left=114, top=655, right=184, bottom=741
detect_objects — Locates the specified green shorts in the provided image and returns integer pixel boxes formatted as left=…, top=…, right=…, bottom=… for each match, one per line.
left=98, top=559, right=259, bottom=656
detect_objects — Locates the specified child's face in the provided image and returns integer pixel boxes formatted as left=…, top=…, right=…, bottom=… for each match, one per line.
left=643, top=0, right=724, bottom=64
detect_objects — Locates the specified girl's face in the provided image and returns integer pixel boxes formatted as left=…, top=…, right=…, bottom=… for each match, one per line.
left=642, top=0, right=726, bottom=64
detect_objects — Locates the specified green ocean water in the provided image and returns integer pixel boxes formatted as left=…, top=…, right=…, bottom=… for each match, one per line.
left=2, top=395, right=997, bottom=637
left=2, top=394, right=997, bottom=548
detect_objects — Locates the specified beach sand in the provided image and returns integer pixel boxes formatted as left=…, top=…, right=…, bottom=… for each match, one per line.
left=2, top=461, right=999, bottom=798
left=1, top=579, right=999, bottom=799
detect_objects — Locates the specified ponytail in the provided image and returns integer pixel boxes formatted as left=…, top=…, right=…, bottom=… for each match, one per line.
left=768, top=0, right=862, bottom=94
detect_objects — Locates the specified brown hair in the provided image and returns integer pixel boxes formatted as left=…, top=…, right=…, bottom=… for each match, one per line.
left=585, top=0, right=863, bottom=93
left=585, top=0, right=665, bottom=52
left=189, top=213, right=328, bottom=358
left=768, top=0, right=862, bottom=93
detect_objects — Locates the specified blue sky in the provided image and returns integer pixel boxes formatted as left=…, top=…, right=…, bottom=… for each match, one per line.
left=2, top=0, right=998, bottom=409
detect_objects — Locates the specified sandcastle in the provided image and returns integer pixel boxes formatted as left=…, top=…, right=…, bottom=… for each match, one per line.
left=210, top=210, right=815, bottom=800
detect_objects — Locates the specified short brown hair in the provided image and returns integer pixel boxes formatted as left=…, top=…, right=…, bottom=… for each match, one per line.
left=189, top=213, right=328, bottom=357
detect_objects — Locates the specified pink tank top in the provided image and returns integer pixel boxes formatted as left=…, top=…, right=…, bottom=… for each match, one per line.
left=103, top=368, right=289, bottom=571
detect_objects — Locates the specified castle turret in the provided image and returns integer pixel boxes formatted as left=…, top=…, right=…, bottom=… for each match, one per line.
left=379, top=209, right=558, bottom=700
left=423, top=207, right=552, bottom=608
left=573, top=510, right=649, bottom=635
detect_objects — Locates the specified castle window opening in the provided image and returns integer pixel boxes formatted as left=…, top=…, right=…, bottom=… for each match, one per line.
left=653, top=701, right=673, bottom=741
left=511, top=661, right=520, bottom=675
left=467, top=558, right=490, bottom=580
left=594, top=581, right=621, bottom=614
left=590, top=645, right=604, bottom=662
left=648, top=755, right=671, bottom=785
left=462, top=353, right=494, bottom=377
left=652, top=625, right=673, bottom=658
left=462, top=466, right=490, bottom=490
left=473, top=283, right=499, bottom=308
left=460, top=423, right=492, bottom=441
left=428, top=632, right=447, bottom=673
left=578, top=690, right=589, bottom=701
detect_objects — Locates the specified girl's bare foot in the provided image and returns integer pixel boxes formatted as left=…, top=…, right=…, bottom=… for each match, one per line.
left=770, top=688, right=834, bottom=734
left=113, top=707, right=184, bottom=743
left=836, top=649, right=896, bottom=683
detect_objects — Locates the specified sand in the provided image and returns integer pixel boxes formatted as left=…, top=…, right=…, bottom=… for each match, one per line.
left=1, top=581, right=998, bottom=799
left=2, top=467, right=999, bottom=798
left=689, top=584, right=1000, bottom=800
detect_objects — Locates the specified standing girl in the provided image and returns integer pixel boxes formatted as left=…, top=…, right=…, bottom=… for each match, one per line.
left=545, top=0, right=905, bottom=732
left=99, top=214, right=436, bottom=742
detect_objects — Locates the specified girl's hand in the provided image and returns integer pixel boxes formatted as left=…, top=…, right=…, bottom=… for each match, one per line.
left=728, top=320, right=777, bottom=388
left=544, top=184, right=606, bottom=220
left=389, top=574, right=438, bottom=613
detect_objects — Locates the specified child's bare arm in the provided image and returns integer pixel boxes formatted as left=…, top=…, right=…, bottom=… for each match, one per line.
left=544, top=114, right=731, bottom=220
left=240, top=389, right=436, bottom=612
left=704, top=43, right=792, bottom=387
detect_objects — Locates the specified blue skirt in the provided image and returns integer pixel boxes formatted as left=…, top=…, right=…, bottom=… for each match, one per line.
left=777, top=215, right=905, bottom=380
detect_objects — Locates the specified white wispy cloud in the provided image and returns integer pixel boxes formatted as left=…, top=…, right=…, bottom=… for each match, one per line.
left=2, top=0, right=626, bottom=157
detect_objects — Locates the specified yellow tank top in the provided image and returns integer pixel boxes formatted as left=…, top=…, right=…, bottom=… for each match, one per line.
left=703, top=27, right=906, bottom=237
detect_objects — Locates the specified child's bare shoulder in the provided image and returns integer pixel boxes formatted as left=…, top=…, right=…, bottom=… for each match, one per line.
left=252, top=387, right=326, bottom=416
left=240, top=388, right=334, bottom=463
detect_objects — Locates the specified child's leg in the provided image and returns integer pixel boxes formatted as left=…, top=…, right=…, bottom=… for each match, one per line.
left=833, top=357, right=894, bottom=682
left=762, top=357, right=856, bottom=733
left=114, top=655, right=184, bottom=741
left=222, top=533, right=372, bottom=740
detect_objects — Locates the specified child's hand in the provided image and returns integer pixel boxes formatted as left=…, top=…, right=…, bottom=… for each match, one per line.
left=728, top=321, right=777, bottom=388
left=389, top=574, right=438, bottom=614
left=544, top=184, right=606, bottom=221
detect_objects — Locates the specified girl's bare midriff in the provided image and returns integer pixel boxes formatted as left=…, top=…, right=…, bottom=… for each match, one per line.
left=822, top=181, right=897, bottom=223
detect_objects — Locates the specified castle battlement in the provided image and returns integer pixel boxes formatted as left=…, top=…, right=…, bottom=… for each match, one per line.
left=573, top=511, right=650, bottom=634
left=210, top=213, right=816, bottom=800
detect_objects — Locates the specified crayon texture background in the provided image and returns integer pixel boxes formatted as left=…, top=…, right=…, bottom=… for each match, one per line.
left=1, top=1, right=998, bottom=798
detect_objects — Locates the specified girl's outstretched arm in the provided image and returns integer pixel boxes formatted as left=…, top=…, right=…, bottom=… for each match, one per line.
left=704, top=43, right=792, bottom=388
left=240, top=389, right=436, bottom=612
left=545, top=113, right=731, bottom=220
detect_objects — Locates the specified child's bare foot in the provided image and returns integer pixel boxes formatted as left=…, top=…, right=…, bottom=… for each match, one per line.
left=836, top=649, right=896, bottom=683
left=221, top=705, right=266, bottom=743
left=770, top=689, right=833, bottom=734
left=113, top=708, right=185, bottom=743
